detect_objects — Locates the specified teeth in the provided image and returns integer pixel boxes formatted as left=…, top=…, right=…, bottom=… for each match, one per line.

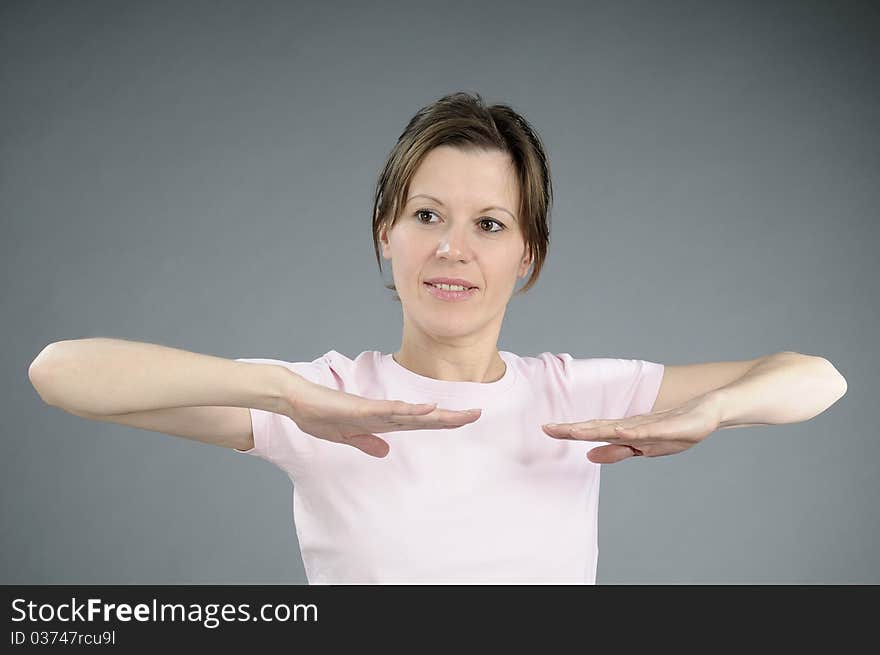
left=430, top=283, right=469, bottom=291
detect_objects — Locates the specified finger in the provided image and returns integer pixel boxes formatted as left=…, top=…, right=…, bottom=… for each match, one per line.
left=410, top=407, right=482, bottom=424
left=429, top=408, right=482, bottom=429
left=346, top=434, right=391, bottom=458
left=386, top=401, right=481, bottom=421
left=587, top=444, right=639, bottom=464
left=387, top=400, right=438, bottom=415
left=542, top=423, right=623, bottom=441
left=372, top=407, right=482, bottom=433
left=366, top=400, right=437, bottom=424
left=574, top=424, right=633, bottom=441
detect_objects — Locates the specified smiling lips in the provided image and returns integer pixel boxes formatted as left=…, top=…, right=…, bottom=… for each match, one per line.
left=424, top=277, right=478, bottom=289
left=424, top=282, right=479, bottom=301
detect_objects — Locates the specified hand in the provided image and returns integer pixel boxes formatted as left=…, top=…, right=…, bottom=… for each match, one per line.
left=541, top=394, right=723, bottom=464
left=279, top=374, right=482, bottom=458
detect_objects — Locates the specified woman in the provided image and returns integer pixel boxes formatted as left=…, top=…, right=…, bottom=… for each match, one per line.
left=28, top=91, right=847, bottom=584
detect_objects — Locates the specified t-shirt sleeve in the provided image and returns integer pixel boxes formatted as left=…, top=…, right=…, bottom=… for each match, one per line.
left=600, top=357, right=666, bottom=418
left=231, top=355, right=330, bottom=475
left=553, top=353, right=665, bottom=419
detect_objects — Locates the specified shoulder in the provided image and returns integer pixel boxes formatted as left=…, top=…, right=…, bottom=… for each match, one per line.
left=520, top=352, right=663, bottom=392
left=234, top=353, right=336, bottom=387
left=521, top=352, right=623, bottom=377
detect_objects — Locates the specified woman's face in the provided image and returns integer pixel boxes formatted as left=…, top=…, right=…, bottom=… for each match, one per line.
left=380, top=145, right=532, bottom=339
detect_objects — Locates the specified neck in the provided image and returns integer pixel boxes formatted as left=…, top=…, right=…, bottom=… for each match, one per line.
left=393, top=343, right=505, bottom=383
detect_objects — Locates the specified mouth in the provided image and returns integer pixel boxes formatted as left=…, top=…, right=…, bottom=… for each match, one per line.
left=423, top=281, right=479, bottom=301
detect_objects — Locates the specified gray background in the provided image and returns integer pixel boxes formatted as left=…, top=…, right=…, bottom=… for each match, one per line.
left=2, top=0, right=876, bottom=584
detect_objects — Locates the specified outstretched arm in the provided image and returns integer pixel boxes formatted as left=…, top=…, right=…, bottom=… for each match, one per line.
left=542, top=351, right=847, bottom=464
left=712, top=351, right=847, bottom=429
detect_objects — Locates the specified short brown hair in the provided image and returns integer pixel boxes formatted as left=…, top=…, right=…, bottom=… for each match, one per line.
left=371, top=91, right=553, bottom=302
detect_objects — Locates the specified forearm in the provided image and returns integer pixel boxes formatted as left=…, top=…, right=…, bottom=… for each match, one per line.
left=709, top=351, right=847, bottom=429
left=28, top=337, right=293, bottom=416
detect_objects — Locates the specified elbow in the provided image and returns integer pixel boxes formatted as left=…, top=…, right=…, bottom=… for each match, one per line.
left=28, top=361, right=55, bottom=407
left=817, top=357, right=847, bottom=400
left=28, top=342, right=64, bottom=406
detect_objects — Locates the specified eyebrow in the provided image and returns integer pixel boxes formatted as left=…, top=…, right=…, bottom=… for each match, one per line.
left=406, top=194, right=516, bottom=221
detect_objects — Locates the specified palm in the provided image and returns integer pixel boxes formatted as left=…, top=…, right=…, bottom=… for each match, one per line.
left=283, top=378, right=481, bottom=458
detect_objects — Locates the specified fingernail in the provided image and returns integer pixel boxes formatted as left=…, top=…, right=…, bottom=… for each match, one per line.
left=545, top=423, right=558, bottom=428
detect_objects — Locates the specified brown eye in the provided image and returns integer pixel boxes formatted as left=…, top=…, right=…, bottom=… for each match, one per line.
left=480, top=219, right=504, bottom=233
left=415, top=209, right=504, bottom=233
left=415, top=209, right=437, bottom=223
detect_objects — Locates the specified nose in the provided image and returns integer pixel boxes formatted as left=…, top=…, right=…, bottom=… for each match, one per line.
left=435, top=223, right=472, bottom=262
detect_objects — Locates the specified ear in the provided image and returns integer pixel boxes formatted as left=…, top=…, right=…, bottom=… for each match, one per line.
left=379, top=223, right=392, bottom=260
left=517, top=245, right=532, bottom=279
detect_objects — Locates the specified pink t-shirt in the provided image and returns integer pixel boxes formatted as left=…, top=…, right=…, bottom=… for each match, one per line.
left=234, top=350, right=664, bottom=584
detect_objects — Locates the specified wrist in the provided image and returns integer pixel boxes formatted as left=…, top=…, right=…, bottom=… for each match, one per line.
left=275, top=366, right=311, bottom=418
left=703, top=389, right=728, bottom=429
left=233, top=361, right=299, bottom=416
